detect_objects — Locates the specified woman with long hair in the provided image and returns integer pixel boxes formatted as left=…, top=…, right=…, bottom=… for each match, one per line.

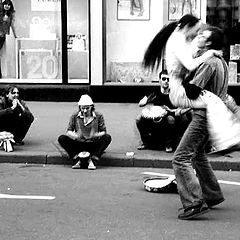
left=143, top=14, right=240, bottom=151
left=0, top=0, right=17, bottom=78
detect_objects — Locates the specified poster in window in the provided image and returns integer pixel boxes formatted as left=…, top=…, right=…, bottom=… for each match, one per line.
left=168, top=0, right=201, bottom=20
left=117, top=0, right=150, bottom=21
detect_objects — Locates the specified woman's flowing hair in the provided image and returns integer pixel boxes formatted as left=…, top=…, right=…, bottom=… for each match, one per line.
left=142, top=22, right=177, bottom=71
left=143, top=14, right=199, bottom=71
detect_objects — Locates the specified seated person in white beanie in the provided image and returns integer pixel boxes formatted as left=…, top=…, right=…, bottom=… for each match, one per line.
left=58, top=94, right=111, bottom=170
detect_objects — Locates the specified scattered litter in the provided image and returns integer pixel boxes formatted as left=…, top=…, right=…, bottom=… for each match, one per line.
left=126, top=152, right=134, bottom=157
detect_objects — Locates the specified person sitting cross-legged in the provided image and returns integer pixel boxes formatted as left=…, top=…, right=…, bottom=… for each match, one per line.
left=58, top=94, right=111, bottom=170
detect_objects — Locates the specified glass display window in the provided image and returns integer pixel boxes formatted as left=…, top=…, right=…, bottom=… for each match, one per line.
left=67, top=0, right=89, bottom=84
left=0, top=0, right=62, bottom=83
left=207, top=0, right=240, bottom=84
left=0, top=0, right=89, bottom=84
left=104, top=0, right=162, bottom=85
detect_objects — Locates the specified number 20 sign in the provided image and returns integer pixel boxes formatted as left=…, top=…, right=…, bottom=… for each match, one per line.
left=20, top=52, right=59, bottom=79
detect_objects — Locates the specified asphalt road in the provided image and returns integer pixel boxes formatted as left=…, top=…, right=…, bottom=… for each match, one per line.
left=0, top=164, right=240, bottom=240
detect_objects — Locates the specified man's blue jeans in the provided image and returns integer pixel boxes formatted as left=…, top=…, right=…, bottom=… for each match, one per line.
left=172, top=110, right=224, bottom=209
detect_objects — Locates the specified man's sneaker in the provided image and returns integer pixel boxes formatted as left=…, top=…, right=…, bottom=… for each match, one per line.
left=178, top=202, right=210, bottom=220
left=205, top=198, right=225, bottom=208
left=88, top=160, right=96, bottom=170
left=137, top=144, right=148, bottom=150
left=72, top=160, right=81, bottom=169
left=165, top=146, right=173, bottom=153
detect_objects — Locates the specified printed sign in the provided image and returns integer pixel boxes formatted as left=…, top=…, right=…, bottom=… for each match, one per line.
left=31, top=0, right=61, bottom=12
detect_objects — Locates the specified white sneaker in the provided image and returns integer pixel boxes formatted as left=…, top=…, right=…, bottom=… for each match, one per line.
left=72, top=160, right=81, bottom=169
left=88, top=160, right=96, bottom=170
left=165, top=146, right=173, bottom=153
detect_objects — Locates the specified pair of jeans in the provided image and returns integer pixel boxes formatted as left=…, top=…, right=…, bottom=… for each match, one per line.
left=58, top=134, right=112, bottom=164
left=172, top=110, right=224, bottom=209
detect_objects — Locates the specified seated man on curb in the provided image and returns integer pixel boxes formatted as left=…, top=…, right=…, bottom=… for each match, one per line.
left=136, top=70, right=191, bottom=152
left=58, top=94, right=112, bottom=170
left=0, top=85, right=34, bottom=145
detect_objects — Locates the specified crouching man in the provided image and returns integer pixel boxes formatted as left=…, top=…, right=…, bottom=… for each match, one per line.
left=0, top=85, right=34, bottom=145
left=58, top=94, right=111, bottom=170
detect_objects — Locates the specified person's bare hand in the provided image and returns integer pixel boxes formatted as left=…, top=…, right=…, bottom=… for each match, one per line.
left=14, top=99, right=25, bottom=112
left=11, top=99, right=18, bottom=110
left=206, top=49, right=223, bottom=58
left=162, top=105, right=174, bottom=113
left=66, top=131, right=79, bottom=140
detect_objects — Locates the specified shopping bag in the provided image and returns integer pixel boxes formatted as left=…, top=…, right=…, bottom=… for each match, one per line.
left=205, top=92, right=240, bottom=151
left=0, top=131, right=15, bottom=152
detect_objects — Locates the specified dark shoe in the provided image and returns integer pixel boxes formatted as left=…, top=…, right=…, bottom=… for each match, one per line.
left=91, top=155, right=100, bottom=162
left=178, top=202, right=210, bottom=220
left=137, top=144, right=148, bottom=150
left=205, top=198, right=225, bottom=208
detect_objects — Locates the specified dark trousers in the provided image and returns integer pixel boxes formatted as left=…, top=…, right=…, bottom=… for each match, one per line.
left=136, top=113, right=190, bottom=149
left=172, top=110, right=223, bottom=209
left=58, top=134, right=112, bottom=163
left=0, top=36, right=6, bottom=78
left=136, top=115, right=177, bottom=149
left=0, top=113, right=33, bottom=142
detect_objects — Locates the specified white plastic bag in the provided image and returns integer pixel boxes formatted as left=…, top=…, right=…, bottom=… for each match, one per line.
left=205, top=92, right=240, bottom=151
left=0, top=131, right=15, bottom=152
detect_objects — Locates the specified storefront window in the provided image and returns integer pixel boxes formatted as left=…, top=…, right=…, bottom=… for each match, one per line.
left=2, top=0, right=62, bottom=83
left=207, top=0, right=240, bottom=83
left=105, top=0, right=161, bottom=85
left=67, top=0, right=89, bottom=84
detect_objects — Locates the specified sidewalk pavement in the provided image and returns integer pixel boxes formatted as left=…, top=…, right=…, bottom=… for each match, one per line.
left=0, top=101, right=240, bottom=171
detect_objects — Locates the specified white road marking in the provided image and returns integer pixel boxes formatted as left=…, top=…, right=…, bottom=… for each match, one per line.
left=218, top=180, right=240, bottom=186
left=142, top=172, right=240, bottom=186
left=0, top=194, right=55, bottom=200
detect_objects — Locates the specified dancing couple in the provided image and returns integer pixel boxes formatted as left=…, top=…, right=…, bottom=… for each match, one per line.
left=143, top=14, right=240, bottom=220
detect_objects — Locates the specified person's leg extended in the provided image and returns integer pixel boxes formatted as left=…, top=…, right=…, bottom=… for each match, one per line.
left=193, top=149, right=224, bottom=207
left=172, top=110, right=208, bottom=209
